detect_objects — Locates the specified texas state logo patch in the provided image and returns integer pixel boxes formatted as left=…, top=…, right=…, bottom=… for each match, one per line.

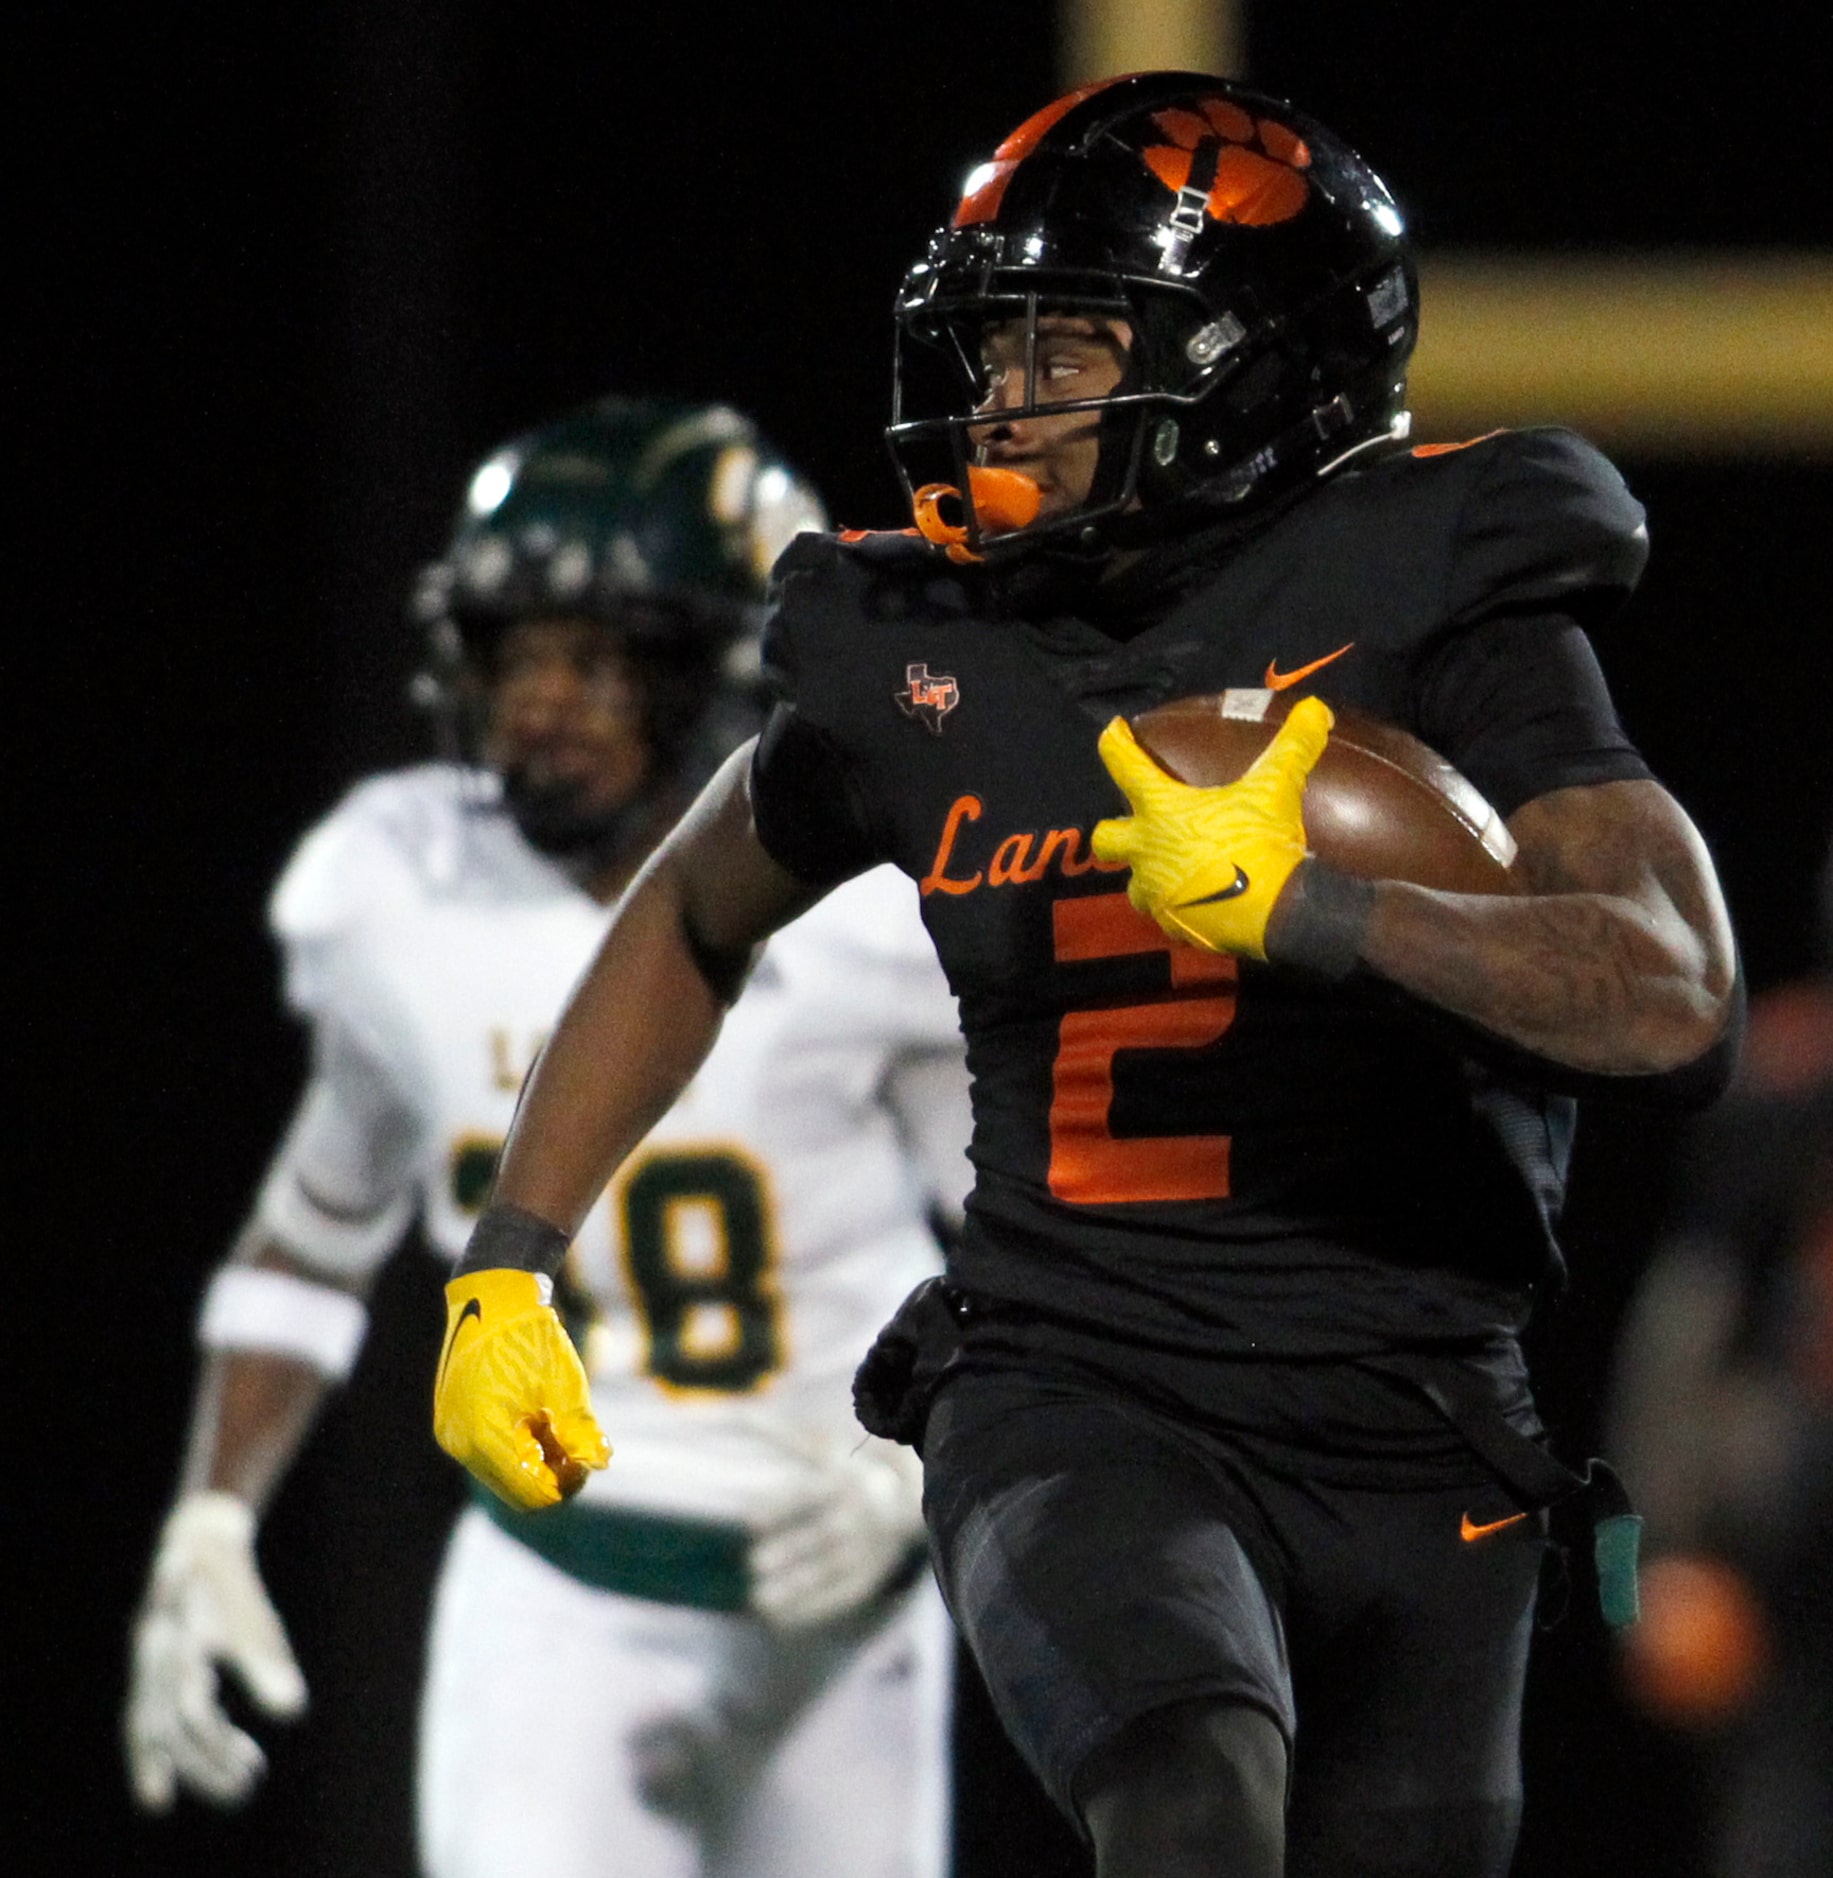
left=896, top=662, right=960, bottom=735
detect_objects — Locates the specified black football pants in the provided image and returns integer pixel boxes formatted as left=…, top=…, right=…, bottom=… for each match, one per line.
left=923, top=1364, right=1542, bottom=1878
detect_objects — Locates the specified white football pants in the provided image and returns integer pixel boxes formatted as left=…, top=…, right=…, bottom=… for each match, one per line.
left=417, top=1505, right=953, bottom=1878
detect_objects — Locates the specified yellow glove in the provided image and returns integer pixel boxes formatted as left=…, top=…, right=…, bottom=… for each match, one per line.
left=432, top=1268, right=610, bottom=1512
left=1091, top=696, right=1334, bottom=958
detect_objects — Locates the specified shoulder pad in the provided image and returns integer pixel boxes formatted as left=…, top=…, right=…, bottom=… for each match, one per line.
left=761, top=527, right=965, bottom=722
left=775, top=527, right=936, bottom=578
left=833, top=526, right=936, bottom=564
left=771, top=528, right=845, bottom=581
left=1423, top=427, right=1649, bottom=623
left=268, top=765, right=476, bottom=947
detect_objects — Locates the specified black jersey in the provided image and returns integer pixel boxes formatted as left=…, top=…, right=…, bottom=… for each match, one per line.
left=752, top=428, right=1651, bottom=1367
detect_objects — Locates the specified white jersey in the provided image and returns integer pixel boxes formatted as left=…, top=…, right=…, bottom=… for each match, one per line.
left=267, top=764, right=969, bottom=1533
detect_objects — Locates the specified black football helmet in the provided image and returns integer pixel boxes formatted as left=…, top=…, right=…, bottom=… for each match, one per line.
left=413, top=397, right=824, bottom=857
left=888, top=72, right=1418, bottom=558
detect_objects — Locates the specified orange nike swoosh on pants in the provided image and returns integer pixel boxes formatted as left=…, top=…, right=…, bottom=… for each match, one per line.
left=1460, top=1510, right=1529, bottom=1543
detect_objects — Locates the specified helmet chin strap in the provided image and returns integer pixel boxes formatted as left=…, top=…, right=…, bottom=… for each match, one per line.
left=1175, top=392, right=1410, bottom=524
left=1067, top=398, right=1404, bottom=559
left=1315, top=408, right=1412, bottom=479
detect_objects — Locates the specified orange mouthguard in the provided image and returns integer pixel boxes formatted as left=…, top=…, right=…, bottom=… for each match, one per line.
left=911, top=467, right=1043, bottom=561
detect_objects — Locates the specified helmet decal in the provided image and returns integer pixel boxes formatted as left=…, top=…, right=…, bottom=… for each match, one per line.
left=548, top=538, right=594, bottom=598
left=631, top=405, right=752, bottom=492
left=605, top=531, right=653, bottom=590
left=1141, top=99, right=1312, bottom=232
left=710, top=444, right=760, bottom=524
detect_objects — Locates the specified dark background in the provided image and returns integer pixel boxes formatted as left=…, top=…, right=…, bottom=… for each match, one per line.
left=19, top=3, right=1833, bottom=1871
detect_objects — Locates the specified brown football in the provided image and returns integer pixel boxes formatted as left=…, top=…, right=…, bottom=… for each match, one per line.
left=1129, top=689, right=1521, bottom=896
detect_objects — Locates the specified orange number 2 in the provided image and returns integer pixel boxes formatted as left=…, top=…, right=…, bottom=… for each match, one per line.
left=1048, top=892, right=1238, bottom=1204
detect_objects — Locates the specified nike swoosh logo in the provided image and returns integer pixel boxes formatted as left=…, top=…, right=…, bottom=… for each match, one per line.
left=1177, top=866, right=1251, bottom=907
left=437, top=1296, right=483, bottom=1396
left=1460, top=1510, right=1529, bottom=1543
left=1265, top=642, right=1354, bottom=691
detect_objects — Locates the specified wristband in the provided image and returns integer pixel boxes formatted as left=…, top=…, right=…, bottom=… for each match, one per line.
left=1266, top=860, right=1376, bottom=983
left=198, top=1265, right=369, bottom=1379
left=452, top=1201, right=572, bottom=1281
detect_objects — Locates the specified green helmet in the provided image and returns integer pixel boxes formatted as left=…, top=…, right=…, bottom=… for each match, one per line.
left=414, top=396, right=826, bottom=775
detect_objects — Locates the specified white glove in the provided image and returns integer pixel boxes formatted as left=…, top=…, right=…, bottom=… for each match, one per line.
left=125, top=1491, right=308, bottom=1810
left=748, top=1437, right=927, bottom=1631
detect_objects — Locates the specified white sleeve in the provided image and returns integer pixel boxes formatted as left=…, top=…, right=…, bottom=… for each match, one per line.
left=845, top=870, right=974, bottom=1227
left=881, top=1045, right=974, bottom=1230
left=251, top=1020, right=424, bottom=1282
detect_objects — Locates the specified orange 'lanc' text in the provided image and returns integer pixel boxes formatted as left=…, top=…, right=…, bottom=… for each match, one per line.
left=920, top=794, right=1128, bottom=898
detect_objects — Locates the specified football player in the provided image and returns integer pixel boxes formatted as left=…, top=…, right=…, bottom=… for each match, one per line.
left=125, top=398, right=970, bottom=1878
left=427, top=77, right=1742, bottom=1878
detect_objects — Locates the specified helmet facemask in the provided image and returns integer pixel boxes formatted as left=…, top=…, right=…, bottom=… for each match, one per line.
left=891, top=269, right=1150, bottom=558
left=885, top=74, right=1420, bottom=562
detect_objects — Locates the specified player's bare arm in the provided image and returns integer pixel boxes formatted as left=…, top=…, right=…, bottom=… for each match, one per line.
left=180, top=1232, right=370, bottom=1510
left=485, top=744, right=827, bottom=1234
left=1338, top=776, right=1736, bottom=1075
left=435, top=745, right=833, bottom=1512
left=1098, top=706, right=1735, bottom=1078
left=126, top=1223, right=375, bottom=1810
